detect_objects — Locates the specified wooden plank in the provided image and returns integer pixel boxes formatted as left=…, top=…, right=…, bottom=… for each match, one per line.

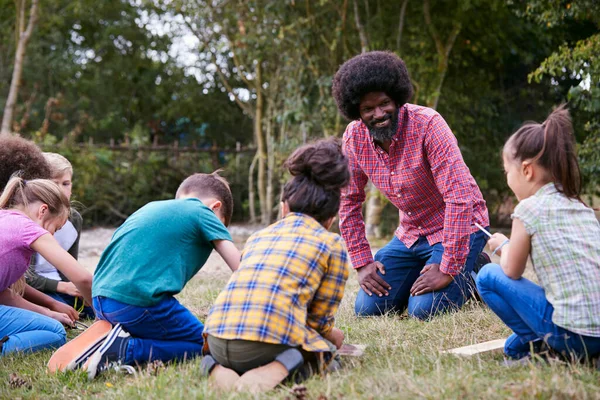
left=442, top=339, right=506, bottom=356
left=337, top=344, right=367, bottom=357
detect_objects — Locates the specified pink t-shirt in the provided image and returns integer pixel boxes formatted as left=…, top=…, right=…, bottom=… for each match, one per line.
left=0, top=210, right=48, bottom=292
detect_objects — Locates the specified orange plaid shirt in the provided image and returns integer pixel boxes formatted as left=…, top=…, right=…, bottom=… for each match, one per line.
left=203, top=213, right=349, bottom=352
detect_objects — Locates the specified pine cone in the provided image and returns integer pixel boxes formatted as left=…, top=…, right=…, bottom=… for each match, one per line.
left=9, top=373, right=30, bottom=389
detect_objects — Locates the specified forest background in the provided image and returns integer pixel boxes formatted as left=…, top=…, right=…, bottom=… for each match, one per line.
left=1, top=0, right=599, bottom=236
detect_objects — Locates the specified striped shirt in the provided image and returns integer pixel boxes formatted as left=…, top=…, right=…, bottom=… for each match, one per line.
left=204, top=213, right=349, bottom=352
left=339, top=104, right=489, bottom=275
left=513, top=183, right=600, bottom=337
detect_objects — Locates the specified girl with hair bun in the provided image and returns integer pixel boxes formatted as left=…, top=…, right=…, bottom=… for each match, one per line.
left=476, top=105, right=600, bottom=362
left=202, top=138, right=351, bottom=393
left=0, top=176, right=93, bottom=356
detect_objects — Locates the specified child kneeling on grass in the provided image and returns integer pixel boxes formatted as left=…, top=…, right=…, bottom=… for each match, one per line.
left=476, top=105, right=600, bottom=362
left=201, top=138, right=350, bottom=393
left=50, top=172, right=241, bottom=378
left=0, top=177, right=93, bottom=356
left=26, top=152, right=94, bottom=319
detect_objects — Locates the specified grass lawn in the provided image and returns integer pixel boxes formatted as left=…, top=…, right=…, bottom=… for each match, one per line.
left=2, top=236, right=600, bottom=399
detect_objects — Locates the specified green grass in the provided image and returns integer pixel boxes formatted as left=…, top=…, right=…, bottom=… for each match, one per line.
left=2, top=267, right=600, bottom=399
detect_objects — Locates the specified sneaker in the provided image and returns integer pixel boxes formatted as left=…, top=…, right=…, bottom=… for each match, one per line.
left=473, top=252, right=491, bottom=274
left=47, top=320, right=113, bottom=373
left=470, top=252, right=492, bottom=302
left=0, top=335, right=9, bottom=354
left=83, top=323, right=131, bottom=380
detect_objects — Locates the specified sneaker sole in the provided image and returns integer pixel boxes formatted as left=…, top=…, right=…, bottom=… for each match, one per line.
left=83, top=323, right=123, bottom=380
left=47, top=320, right=113, bottom=373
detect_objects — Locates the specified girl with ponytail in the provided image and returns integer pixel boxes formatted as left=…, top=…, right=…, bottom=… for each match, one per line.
left=202, top=138, right=351, bottom=392
left=0, top=176, right=92, bottom=356
left=476, top=105, right=600, bottom=362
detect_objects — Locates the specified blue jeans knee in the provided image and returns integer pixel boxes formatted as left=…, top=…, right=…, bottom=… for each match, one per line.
left=407, top=294, right=434, bottom=320
left=475, top=263, right=502, bottom=291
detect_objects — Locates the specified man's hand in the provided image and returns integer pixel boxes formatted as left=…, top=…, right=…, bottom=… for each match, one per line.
left=49, top=300, right=79, bottom=322
left=357, top=261, right=391, bottom=297
left=57, top=282, right=81, bottom=297
left=410, top=263, right=453, bottom=296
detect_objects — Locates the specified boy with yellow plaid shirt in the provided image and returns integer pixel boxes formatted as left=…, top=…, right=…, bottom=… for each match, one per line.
left=202, top=139, right=350, bottom=392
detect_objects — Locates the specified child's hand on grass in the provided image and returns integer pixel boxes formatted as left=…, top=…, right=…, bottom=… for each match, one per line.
left=57, top=282, right=81, bottom=297
left=46, top=310, right=74, bottom=327
left=49, top=300, right=79, bottom=321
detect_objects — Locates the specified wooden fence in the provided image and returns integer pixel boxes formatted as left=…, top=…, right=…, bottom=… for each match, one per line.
left=52, top=137, right=257, bottom=154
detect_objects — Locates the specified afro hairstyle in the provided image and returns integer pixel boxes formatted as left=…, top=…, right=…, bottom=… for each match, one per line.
left=332, top=51, right=413, bottom=121
left=0, top=135, right=51, bottom=191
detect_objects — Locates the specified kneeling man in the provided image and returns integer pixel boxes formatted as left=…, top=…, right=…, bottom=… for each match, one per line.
left=332, top=51, right=490, bottom=320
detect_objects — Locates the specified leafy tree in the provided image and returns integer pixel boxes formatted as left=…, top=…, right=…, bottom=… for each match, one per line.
left=513, top=0, right=600, bottom=196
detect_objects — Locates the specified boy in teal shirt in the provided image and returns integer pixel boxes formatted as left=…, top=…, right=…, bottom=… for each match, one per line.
left=52, top=172, right=240, bottom=378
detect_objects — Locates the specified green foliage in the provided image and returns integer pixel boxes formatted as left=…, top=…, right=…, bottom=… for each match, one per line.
left=2, top=0, right=599, bottom=223
left=39, top=141, right=253, bottom=226
left=518, top=0, right=600, bottom=196
left=0, top=0, right=253, bottom=147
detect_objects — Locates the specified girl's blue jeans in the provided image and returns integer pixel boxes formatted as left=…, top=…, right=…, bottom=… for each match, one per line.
left=0, top=305, right=66, bottom=355
left=476, top=263, right=600, bottom=360
left=93, top=296, right=204, bottom=365
left=355, top=230, right=488, bottom=320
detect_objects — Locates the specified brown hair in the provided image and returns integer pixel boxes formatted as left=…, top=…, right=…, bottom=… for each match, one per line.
left=0, top=176, right=70, bottom=220
left=281, top=138, right=350, bottom=223
left=0, top=136, right=51, bottom=190
left=176, top=171, right=233, bottom=226
left=43, top=152, right=73, bottom=178
left=504, top=105, right=582, bottom=201
left=1, top=176, right=69, bottom=295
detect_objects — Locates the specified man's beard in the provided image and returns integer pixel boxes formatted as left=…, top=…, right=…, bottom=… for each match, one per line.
left=366, top=111, right=398, bottom=143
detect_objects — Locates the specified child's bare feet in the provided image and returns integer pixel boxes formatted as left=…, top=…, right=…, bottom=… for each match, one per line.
left=200, top=355, right=240, bottom=391
left=209, top=364, right=240, bottom=391
left=325, top=327, right=345, bottom=349
left=234, top=360, right=289, bottom=393
left=234, top=348, right=304, bottom=393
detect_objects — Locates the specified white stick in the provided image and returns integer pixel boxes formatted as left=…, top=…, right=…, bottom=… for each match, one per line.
left=474, top=222, right=492, bottom=238
left=442, top=339, right=506, bottom=356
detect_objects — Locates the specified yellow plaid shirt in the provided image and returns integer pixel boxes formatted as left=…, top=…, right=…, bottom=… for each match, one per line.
left=204, top=213, right=349, bottom=352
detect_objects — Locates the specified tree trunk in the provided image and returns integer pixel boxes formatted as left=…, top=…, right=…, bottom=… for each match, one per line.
left=1, top=0, right=40, bottom=136
left=254, top=62, right=268, bottom=225
left=353, top=0, right=369, bottom=53
left=248, top=152, right=259, bottom=224
left=423, top=0, right=461, bottom=110
left=265, top=101, right=275, bottom=224
left=365, top=182, right=385, bottom=239
left=396, top=0, right=410, bottom=53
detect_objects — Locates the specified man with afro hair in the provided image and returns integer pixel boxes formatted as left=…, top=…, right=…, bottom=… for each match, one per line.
left=332, top=51, right=490, bottom=320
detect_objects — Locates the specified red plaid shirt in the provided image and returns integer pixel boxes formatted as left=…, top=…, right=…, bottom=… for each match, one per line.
left=339, top=104, right=489, bottom=276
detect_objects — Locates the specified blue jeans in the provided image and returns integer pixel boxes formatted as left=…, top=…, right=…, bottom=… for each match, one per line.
left=47, top=292, right=95, bottom=319
left=355, top=230, right=488, bottom=320
left=476, top=263, right=600, bottom=360
left=0, top=305, right=66, bottom=356
left=93, top=296, right=205, bottom=365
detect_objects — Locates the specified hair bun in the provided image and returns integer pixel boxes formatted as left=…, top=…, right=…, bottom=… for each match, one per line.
left=285, top=138, right=350, bottom=191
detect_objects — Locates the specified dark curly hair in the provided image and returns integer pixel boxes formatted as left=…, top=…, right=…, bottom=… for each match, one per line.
left=332, top=51, right=413, bottom=121
left=281, top=138, right=350, bottom=224
left=0, top=135, right=51, bottom=191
